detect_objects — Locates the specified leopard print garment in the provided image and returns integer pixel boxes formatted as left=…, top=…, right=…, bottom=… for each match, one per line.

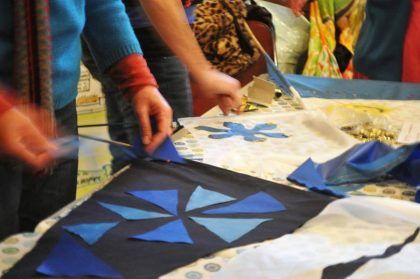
left=192, top=0, right=260, bottom=76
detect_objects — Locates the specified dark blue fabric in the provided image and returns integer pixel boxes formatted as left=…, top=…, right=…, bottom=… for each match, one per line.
left=5, top=160, right=332, bottom=278
left=286, top=74, right=420, bottom=100
left=353, top=0, right=411, bottom=81
left=288, top=141, right=420, bottom=199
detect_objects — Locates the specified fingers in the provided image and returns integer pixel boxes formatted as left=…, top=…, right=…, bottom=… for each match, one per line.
left=145, top=106, right=173, bottom=154
left=137, top=106, right=153, bottom=145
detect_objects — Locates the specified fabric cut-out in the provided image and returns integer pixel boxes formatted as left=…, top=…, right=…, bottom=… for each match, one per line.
left=190, top=217, right=272, bottom=243
left=203, top=192, right=286, bottom=214
left=98, top=202, right=172, bottom=220
left=63, top=222, right=119, bottom=245
left=195, top=122, right=288, bottom=142
left=131, top=136, right=186, bottom=164
left=288, top=141, right=420, bottom=198
left=131, top=219, right=193, bottom=244
left=36, top=234, right=122, bottom=278
left=127, top=190, right=179, bottom=215
left=185, top=186, right=236, bottom=211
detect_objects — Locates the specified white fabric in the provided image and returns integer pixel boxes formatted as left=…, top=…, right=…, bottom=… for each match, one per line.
left=213, top=197, right=420, bottom=279
left=180, top=110, right=358, bottom=183
left=255, top=1, right=310, bottom=74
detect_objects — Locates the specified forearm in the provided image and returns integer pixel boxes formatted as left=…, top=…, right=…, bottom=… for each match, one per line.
left=139, top=0, right=212, bottom=79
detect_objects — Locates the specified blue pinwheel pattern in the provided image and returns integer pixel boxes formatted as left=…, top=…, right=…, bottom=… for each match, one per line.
left=195, top=122, right=288, bottom=142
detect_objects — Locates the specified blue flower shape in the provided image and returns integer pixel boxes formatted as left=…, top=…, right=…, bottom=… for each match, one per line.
left=106, top=187, right=287, bottom=244
left=195, top=122, right=288, bottom=142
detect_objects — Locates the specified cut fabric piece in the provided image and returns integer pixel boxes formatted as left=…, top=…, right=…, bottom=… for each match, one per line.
left=36, top=234, right=122, bottom=278
left=185, top=186, right=236, bottom=211
left=196, top=122, right=288, bottom=142
left=127, top=190, right=179, bottom=215
left=131, top=219, right=193, bottom=244
left=98, top=202, right=172, bottom=220
left=203, top=192, right=285, bottom=214
left=288, top=141, right=420, bottom=198
left=190, top=217, right=272, bottom=243
left=63, top=222, right=119, bottom=245
left=132, top=136, right=185, bottom=164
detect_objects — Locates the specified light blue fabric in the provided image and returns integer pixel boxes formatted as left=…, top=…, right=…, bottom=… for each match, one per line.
left=98, top=202, right=172, bottom=220
left=286, top=74, right=420, bottom=100
left=37, top=234, right=123, bottom=278
left=63, top=222, right=119, bottom=245
left=131, top=219, right=193, bottom=244
left=288, top=141, right=420, bottom=199
left=127, top=190, right=179, bottom=215
left=0, top=0, right=142, bottom=109
left=203, top=192, right=286, bottom=214
left=185, top=186, right=236, bottom=211
left=190, top=217, right=272, bottom=243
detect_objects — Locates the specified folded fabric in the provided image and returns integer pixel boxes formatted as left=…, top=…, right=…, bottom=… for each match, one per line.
left=288, top=141, right=420, bottom=198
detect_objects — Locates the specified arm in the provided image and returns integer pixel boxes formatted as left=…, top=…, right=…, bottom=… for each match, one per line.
left=0, top=89, right=57, bottom=170
left=82, top=0, right=172, bottom=152
left=139, top=0, right=242, bottom=115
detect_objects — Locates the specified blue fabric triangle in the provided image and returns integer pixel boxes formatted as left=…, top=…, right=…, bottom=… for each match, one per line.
left=63, top=222, right=119, bottom=245
left=131, top=219, right=193, bottom=244
left=190, top=217, right=271, bottom=243
left=264, top=53, right=293, bottom=96
left=132, top=136, right=185, bottom=163
left=36, top=234, right=123, bottom=278
left=98, top=202, right=172, bottom=220
left=203, top=192, right=286, bottom=214
left=152, top=137, right=186, bottom=164
left=127, top=190, right=179, bottom=215
left=185, top=186, right=236, bottom=211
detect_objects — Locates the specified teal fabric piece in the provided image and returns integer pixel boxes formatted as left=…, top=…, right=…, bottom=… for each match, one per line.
left=131, top=219, right=193, bottom=244
left=63, top=222, right=119, bottom=245
left=185, top=186, right=236, bottom=211
left=190, top=217, right=272, bottom=243
left=203, top=192, right=286, bottom=214
left=127, top=190, right=179, bottom=215
left=98, top=202, right=172, bottom=220
left=36, top=234, right=123, bottom=278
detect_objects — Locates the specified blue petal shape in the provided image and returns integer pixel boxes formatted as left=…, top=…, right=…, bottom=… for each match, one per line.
left=252, top=123, right=277, bottom=131
left=63, top=222, right=119, bottom=245
left=131, top=219, right=193, bottom=244
left=127, top=190, right=179, bottom=215
left=195, top=126, right=229, bottom=133
left=185, top=186, right=236, bottom=211
left=203, top=192, right=286, bottom=214
left=98, top=202, right=172, bottom=220
left=36, top=234, right=123, bottom=278
left=190, top=217, right=271, bottom=243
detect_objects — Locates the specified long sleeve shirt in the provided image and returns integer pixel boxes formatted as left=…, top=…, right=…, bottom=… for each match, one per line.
left=0, top=0, right=143, bottom=109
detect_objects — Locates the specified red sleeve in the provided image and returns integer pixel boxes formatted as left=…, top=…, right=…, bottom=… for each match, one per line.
left=106, top=54, right=158, bottom=100
left=402, top=0, right=420, bottom=83
left=0, top=89, right=14, bottom=115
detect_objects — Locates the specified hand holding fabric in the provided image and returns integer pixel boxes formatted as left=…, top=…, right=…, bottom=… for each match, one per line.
left=192, top=69, right=242, bottom=115
left=0, top=105, right=57, bottom=170
left=107, top=54, right=173, bottom=153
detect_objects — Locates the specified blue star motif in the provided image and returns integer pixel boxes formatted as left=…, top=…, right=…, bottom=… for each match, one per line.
left=195, top=122, right=288, bottom=142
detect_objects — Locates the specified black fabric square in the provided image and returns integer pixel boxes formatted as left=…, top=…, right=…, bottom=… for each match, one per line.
left=5, top=160, right=333, bottom=278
